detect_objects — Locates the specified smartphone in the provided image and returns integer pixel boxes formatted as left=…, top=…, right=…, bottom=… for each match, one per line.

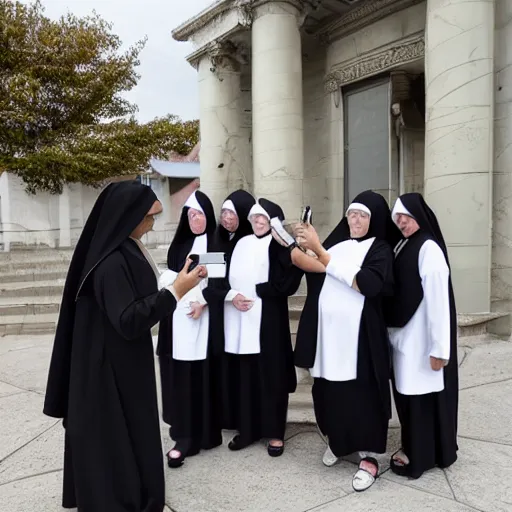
left=301, top=206, right=312, bottom=224
left=188, top=252, right=226, bottom=278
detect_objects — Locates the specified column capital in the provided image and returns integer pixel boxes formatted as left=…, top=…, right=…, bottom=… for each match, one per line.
left=193, top=40, right=249, bottom=73
left=251, top=0, right=313, bottom=26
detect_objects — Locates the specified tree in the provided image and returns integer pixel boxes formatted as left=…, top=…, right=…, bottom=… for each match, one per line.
left=0, top=1, right=199, bottom=193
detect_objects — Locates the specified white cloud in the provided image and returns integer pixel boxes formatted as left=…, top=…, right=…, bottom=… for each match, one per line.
left=22, top=0, right=215, bottom=121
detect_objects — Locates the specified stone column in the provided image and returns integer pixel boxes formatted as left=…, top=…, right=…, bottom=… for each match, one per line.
left=492, top=0, right=512, bottom=328
left=197, top=42, right=249, bottom=212
left=251, top=1, right=304, bottom=218
left=424, top=0, right=495, bottom=313
left=58, top=184, right=71, bottom=248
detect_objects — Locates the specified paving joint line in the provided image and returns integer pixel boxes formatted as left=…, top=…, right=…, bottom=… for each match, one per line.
left=384, top=474, right=487, bottom=512
left=459, top=376, right=512, bottom=391
left=0, top=419, right=60, bottom=465
left=0, top=468, right=63, bottom=488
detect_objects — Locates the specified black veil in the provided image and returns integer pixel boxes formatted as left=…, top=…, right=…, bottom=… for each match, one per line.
left=166, top=190, right=216, bottom=273
left=44, top=180, right=158, bottom=418
left=324, top=190, right=401, bottom=249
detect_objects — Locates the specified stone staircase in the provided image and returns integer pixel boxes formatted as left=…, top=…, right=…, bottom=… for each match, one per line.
left=0, top=248, right=509, bottom=424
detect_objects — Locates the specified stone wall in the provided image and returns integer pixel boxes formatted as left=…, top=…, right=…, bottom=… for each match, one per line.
left=302, top=37, right=332, bottom=238
left=326, top=2, right=427, bottom=72
left=0, top=172, right=188, bottom=251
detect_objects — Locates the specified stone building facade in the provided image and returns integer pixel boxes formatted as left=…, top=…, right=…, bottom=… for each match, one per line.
left=172, top=0, right=512, bottom=327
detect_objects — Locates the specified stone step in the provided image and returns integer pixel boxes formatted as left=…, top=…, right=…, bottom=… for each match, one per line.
left=0, top=268, right=69, bottom=284
left=288, top=382, right=315, bottom=424
left=0, top=280, right=65, bottom=298
left=0, top=258, right=71, bottom=273
left=0, top=248, right=74, bottom=262
left=0, top=312, right=58, bottom=336
left=0, top=296, right=61, bottom=316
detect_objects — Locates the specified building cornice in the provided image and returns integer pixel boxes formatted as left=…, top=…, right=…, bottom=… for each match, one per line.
left=324, top=33, right=424, bottom=92
left=172, top=0, right=235, bottom=42
left=172, top=0, right=318, bottom=42
left=315, top=0, right=424, bottom=43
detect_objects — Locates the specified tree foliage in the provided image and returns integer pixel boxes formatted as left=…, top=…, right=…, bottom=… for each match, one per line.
left=0, top=1, right=199, bottom=193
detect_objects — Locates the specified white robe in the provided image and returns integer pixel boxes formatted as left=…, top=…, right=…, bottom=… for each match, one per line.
left=171, top=234, right=210, bottom=361
left=310, top=238, right=375, bottom=382
left=224, top=234, right=272, bottom=355
left=388, top=239, right=451, bottom=395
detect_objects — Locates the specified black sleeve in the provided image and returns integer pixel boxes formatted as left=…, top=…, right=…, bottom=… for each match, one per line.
left=256, top=242, right=303, bottom=299
left=355, top=241, right=393, bottom=299
left=93, top=252, right=176, bottom=340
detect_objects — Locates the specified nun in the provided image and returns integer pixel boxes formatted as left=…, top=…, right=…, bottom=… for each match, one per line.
left=294, top=190, right=397, bottom=492
left=43, top=180, right=206, bottom=511
left=224, top=198, right=302, bottom=456
left=385, top=192, right=458, bottom=479
left=200, top=189, right=256, bottom=429
left=156, top=190, right=218, bottom=468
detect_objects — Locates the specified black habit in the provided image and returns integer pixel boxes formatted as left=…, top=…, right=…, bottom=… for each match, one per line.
left=201, top=189, right=256, bottom=429
left=294, top=190, right=398, bottom=457
left=156, top=191, right=220, bottom=457
left=386, top=192, right=458, bottom=479
left=226, top=199, right=303, bottom=444
left=43, top=181, right=174, bottom=512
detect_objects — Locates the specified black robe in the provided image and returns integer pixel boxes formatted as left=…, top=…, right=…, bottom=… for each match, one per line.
left=156, top=191, right=221, bottom=454
left=226, top=199, right=303, bottom=443
left=201, top=190, right=256, bottom=429
left=294, top=190, right=398, bottom=457
left=43, top=181, right=174, bottom=512
left=385, top=192, right=458, bottom=478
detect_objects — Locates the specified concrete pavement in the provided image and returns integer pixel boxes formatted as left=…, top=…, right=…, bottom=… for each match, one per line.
left=0, top=333, right=511, bottom=511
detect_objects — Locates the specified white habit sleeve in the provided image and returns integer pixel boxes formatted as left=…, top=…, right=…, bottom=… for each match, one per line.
left=225, top=289, right=240, bottom=301
left=419, top=240, right=451, bottom=361
left=159, top=269, right=178, bottom=289
left=325, top=258, right=360, bottom=288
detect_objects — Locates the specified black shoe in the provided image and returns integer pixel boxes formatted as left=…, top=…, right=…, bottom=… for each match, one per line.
left=267, top=442, right=284, bottom=457
left=166, top=439, right=198, bottom=468
left=167, top=448, right=185, bottom=468
left=228, top=434, right=252, bottom=451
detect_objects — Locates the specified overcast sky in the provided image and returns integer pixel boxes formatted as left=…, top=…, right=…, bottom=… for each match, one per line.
left=28, top=0, right=215, bottom=122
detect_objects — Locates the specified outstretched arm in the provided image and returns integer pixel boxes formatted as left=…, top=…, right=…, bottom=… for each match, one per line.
left=290, top=247, right=326, bottom=273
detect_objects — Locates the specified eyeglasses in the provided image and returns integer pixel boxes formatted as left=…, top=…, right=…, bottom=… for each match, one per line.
left=188, top=210, right=205, bottom=220
left=347, top=210, right=370, bottom=220
left=220, top=209, right=237, bottom=219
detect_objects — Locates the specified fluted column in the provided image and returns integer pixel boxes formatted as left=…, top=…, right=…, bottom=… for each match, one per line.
left=492, top=0, right=512, bottom=328
left=197, top=43, right=249, bottom=212
left=251, top=1, right=304, bottom=218
left=424, top=0, right=495, bottom=313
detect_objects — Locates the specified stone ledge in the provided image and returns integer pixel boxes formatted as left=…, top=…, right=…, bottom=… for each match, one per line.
left=458, top=312, right=510, bottom=338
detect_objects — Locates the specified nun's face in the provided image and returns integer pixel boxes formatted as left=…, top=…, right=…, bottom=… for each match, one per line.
left=221, top=208, right=239, bottom=233
left=131, top=200, right=163, bottom=240
left=250, top=214, right=270, bottom=236
left=347, top=209, right=370, bottom=238
left=395, top=213, right=419, bottom=238
left=188, top=208, right=206, bottom=235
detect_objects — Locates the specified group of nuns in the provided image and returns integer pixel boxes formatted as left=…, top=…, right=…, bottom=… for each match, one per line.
left=156, top=187, right=458, bottom=493
left=156, top=190, right=303, bottom=467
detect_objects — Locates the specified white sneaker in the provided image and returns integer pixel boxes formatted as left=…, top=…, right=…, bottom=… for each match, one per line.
left=322, top=445, right=339, bottom=467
